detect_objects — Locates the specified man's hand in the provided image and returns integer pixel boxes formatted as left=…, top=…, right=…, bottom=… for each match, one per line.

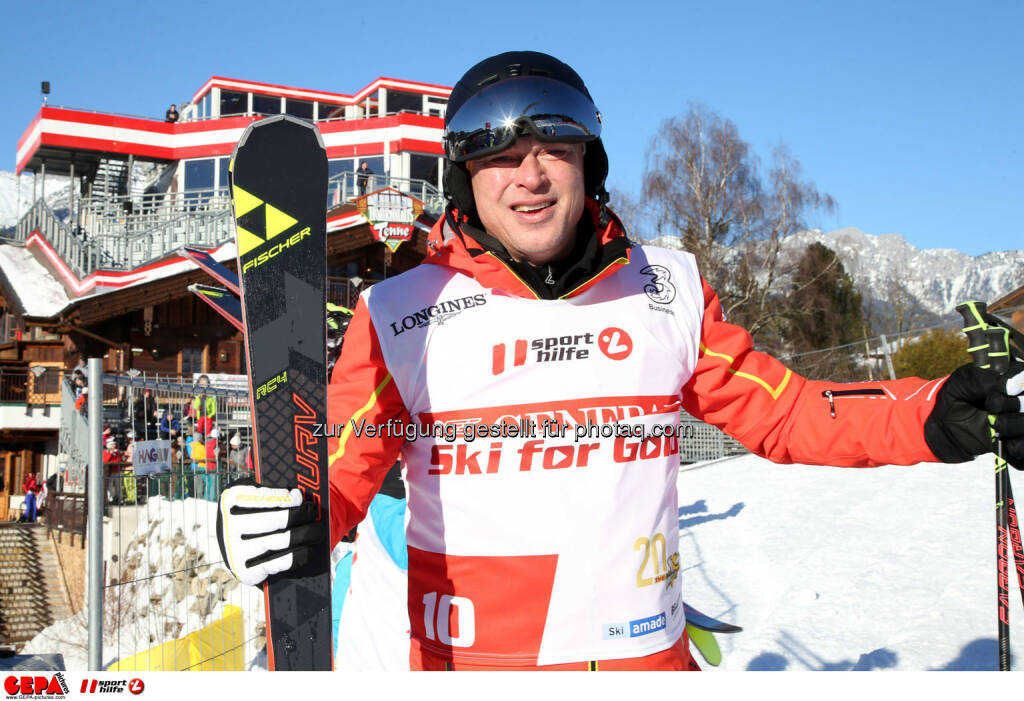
left=216, top=480, right=324, bottom=586
left=925, top=363, right=1024, bottom=469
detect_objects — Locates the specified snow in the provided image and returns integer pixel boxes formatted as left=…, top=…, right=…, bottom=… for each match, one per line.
left=19, top=454, right=1024, bottom=673
left=678, top=453, right=1024, bottom=671
left=22, top=497, right=267, bottom=671
left=0, top=242, right=72, bottom=317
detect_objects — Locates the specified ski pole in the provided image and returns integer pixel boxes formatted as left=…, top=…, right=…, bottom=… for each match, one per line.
left=956, top=301, right=1015, bottom=671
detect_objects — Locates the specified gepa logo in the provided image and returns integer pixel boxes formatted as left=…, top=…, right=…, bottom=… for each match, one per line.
left=4, top=673, right=69, bottom=698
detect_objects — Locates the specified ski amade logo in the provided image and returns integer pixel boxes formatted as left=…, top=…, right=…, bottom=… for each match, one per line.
left=3, top=673, right=69, bottom=699
left=492, top=327, right=633, bottom=375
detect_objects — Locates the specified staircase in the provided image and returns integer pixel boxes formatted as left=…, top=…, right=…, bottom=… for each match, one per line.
left=0, top=523, right=71, bottom=649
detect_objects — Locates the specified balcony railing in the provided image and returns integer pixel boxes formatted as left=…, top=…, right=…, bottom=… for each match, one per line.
left=0, top=366, right=62, bottom=406
left=14, top=173, right=441, bottom=279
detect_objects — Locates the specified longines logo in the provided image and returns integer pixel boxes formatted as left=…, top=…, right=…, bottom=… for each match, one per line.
left=390, top=294, right=488, bottom=336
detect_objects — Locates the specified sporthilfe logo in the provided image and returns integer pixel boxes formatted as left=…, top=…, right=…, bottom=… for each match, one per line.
left=491, top=328, right=633, bottom=374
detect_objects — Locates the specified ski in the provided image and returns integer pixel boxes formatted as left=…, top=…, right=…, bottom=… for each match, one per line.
left=182, top=246, right=241, bottom=295
left=683, top=602, right=742, bottom=633
left=231, top=115, right=331, bottom=671
left=188, top=283, right=243, bottom=332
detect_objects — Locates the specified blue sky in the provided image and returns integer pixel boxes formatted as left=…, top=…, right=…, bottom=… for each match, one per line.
left=1, top=0, right=1019, bottom=255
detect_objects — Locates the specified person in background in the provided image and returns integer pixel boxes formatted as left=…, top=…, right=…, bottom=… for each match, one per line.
left=160, top=409, right=181, bottom=440
left=356, top=161, right=374, bottom=196
left=191, top=375, right=216, bottom=438
left=203, top=428, right=221, bottom=502
left=122, top=434, right=138, bottom=505
left=165, top=104, right=179, bottom=123
left=19, top=472, right=39, bottom=523
left=134, top=388, right=159, bottom=440
left=103, top=436, right=122, bottom=506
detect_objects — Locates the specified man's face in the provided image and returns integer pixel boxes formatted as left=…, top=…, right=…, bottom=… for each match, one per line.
left=469, top=137, right=585, bottom=266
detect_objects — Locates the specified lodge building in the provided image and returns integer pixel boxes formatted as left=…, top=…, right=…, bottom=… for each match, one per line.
left=0, top=74, right=451, bottom=518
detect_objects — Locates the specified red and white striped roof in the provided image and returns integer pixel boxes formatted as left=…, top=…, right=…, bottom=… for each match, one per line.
left=17, top=76, right=451, bottom=174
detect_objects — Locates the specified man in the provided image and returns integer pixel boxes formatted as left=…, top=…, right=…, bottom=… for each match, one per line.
left=218, top=52, right=1024, bottom=671
left=356, top=161, right=374, bottom=196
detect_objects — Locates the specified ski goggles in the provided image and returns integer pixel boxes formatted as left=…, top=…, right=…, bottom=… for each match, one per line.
left=444, top=76, right=602, bottom=163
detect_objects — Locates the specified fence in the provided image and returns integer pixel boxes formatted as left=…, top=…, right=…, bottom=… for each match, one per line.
left=76, top=372, right=265, bottom=671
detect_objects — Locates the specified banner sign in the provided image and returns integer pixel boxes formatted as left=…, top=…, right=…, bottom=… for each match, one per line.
left=354, top=187, right=424, bottom=252
left=134, top=439, right=173, bottom=476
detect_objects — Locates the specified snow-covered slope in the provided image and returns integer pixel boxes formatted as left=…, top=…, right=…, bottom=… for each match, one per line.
left=0, top=171, right=71, bottom=230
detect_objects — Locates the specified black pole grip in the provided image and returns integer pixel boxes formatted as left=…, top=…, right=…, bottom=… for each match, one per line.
left=987, top=327, right=1011, bottom=374
left=956, top=300, right=991, bottom=368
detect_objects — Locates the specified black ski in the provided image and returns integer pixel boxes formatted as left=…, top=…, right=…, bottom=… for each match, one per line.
left=231, top=115, right=331, bottom=671
left=683, top=603, right=742, bottom=633
left=182, top=246, right=241, bottom=295
left=188, top=283, right=243, bottom=332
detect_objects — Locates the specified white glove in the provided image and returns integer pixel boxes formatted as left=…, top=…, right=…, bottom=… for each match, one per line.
left=216, top=480, right=324, bottom=587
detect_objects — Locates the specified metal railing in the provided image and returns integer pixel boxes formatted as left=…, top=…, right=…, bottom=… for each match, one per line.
left=0, top=366, right=62, bottom=405
left=14, top=170, right=441, bottom=278
left=328, top=171, right=444, bottom=214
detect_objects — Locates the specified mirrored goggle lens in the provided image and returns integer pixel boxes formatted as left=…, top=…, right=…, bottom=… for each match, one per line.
left=444, top=76, right=602, bottom=163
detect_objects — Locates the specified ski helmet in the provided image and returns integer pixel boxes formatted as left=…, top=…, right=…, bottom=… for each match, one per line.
left=442, top=51, right=610, bottom=220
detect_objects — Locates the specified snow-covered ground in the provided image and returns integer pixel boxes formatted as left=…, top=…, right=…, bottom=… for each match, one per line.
left=22, top=496, right=267, bottom=671
left=679, top=453, right=1023, bottom=671
left=21, top=453, right=1024, bottom=673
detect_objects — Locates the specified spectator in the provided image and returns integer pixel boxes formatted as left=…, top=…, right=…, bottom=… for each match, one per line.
left=203, top=428, right=220, bottom=502
left=356, top=161, right=374, bottom=196
left=134, top=388, right=159, bottom=440
left=19, top=472, right=39, bottom=523
left=187, top=435, right=207, bottom=499
left=227, top=432, right=250, bottom=481
left=122, top=435, right=138, bottom=505
left=191, top=375, right=216, bottom=438
left=103, top=436, right=122, bottom=505
left=165, top=104, right=179, bottom=123
left=159, top=409, right=181, bottom=440
left=73, top=376, right=87, bottom=413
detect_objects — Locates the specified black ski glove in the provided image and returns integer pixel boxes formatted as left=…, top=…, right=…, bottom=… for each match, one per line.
left=924, top=363, right=1024, bottom=469
left=216, top=477, right=325, bottom=586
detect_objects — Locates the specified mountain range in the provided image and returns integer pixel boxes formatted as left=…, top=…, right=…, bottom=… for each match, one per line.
left=646, top=228, right=1023, bottom=329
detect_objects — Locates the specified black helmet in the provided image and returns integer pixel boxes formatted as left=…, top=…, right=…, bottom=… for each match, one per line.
left=442, top=51, right=610, bottom=220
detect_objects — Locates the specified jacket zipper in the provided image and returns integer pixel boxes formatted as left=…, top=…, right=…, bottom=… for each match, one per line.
left=821, top=388, right=887, bottom=418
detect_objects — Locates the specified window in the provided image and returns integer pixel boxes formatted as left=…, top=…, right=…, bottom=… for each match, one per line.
left=318, top=102, right=345, bottom=121
left=388, top=90, right=423, bottom=115
left=218, top=157, right=231, bottom=188
left=285, top=99, right=313, bottom=120
left=184, top=160, right=215, bottom=191
left=181, top=347, right=203, bottom=375
left=252, top=94, right=281, bottom=116
left=410, top=154, right=440, bottom=189
left=220, top=90, right=247, bottom=117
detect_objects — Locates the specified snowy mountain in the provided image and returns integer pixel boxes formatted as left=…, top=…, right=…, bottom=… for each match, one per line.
left=647, top=228, right=1024, bottom=322
left=0, top=170, right=71, bottom=232
left=782, top=228, right=1024, bottom=318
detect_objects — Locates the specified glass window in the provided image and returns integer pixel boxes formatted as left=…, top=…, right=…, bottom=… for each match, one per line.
left=285, top=99, right=314, bottom=120
left=318, top=102, right=345, bottom=121
left=252, top=94, right=281, bottom=115
left=184, top=160, right=215, bottom=190
left=181, top=347, right=203, bottom=375
left=388, top=90, right=423, bottom=115
left=410, top=154, right=440, bottom=189
left=218, top=157, right=231, bottom=188
left=220, top=90, right=247, bottom=117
